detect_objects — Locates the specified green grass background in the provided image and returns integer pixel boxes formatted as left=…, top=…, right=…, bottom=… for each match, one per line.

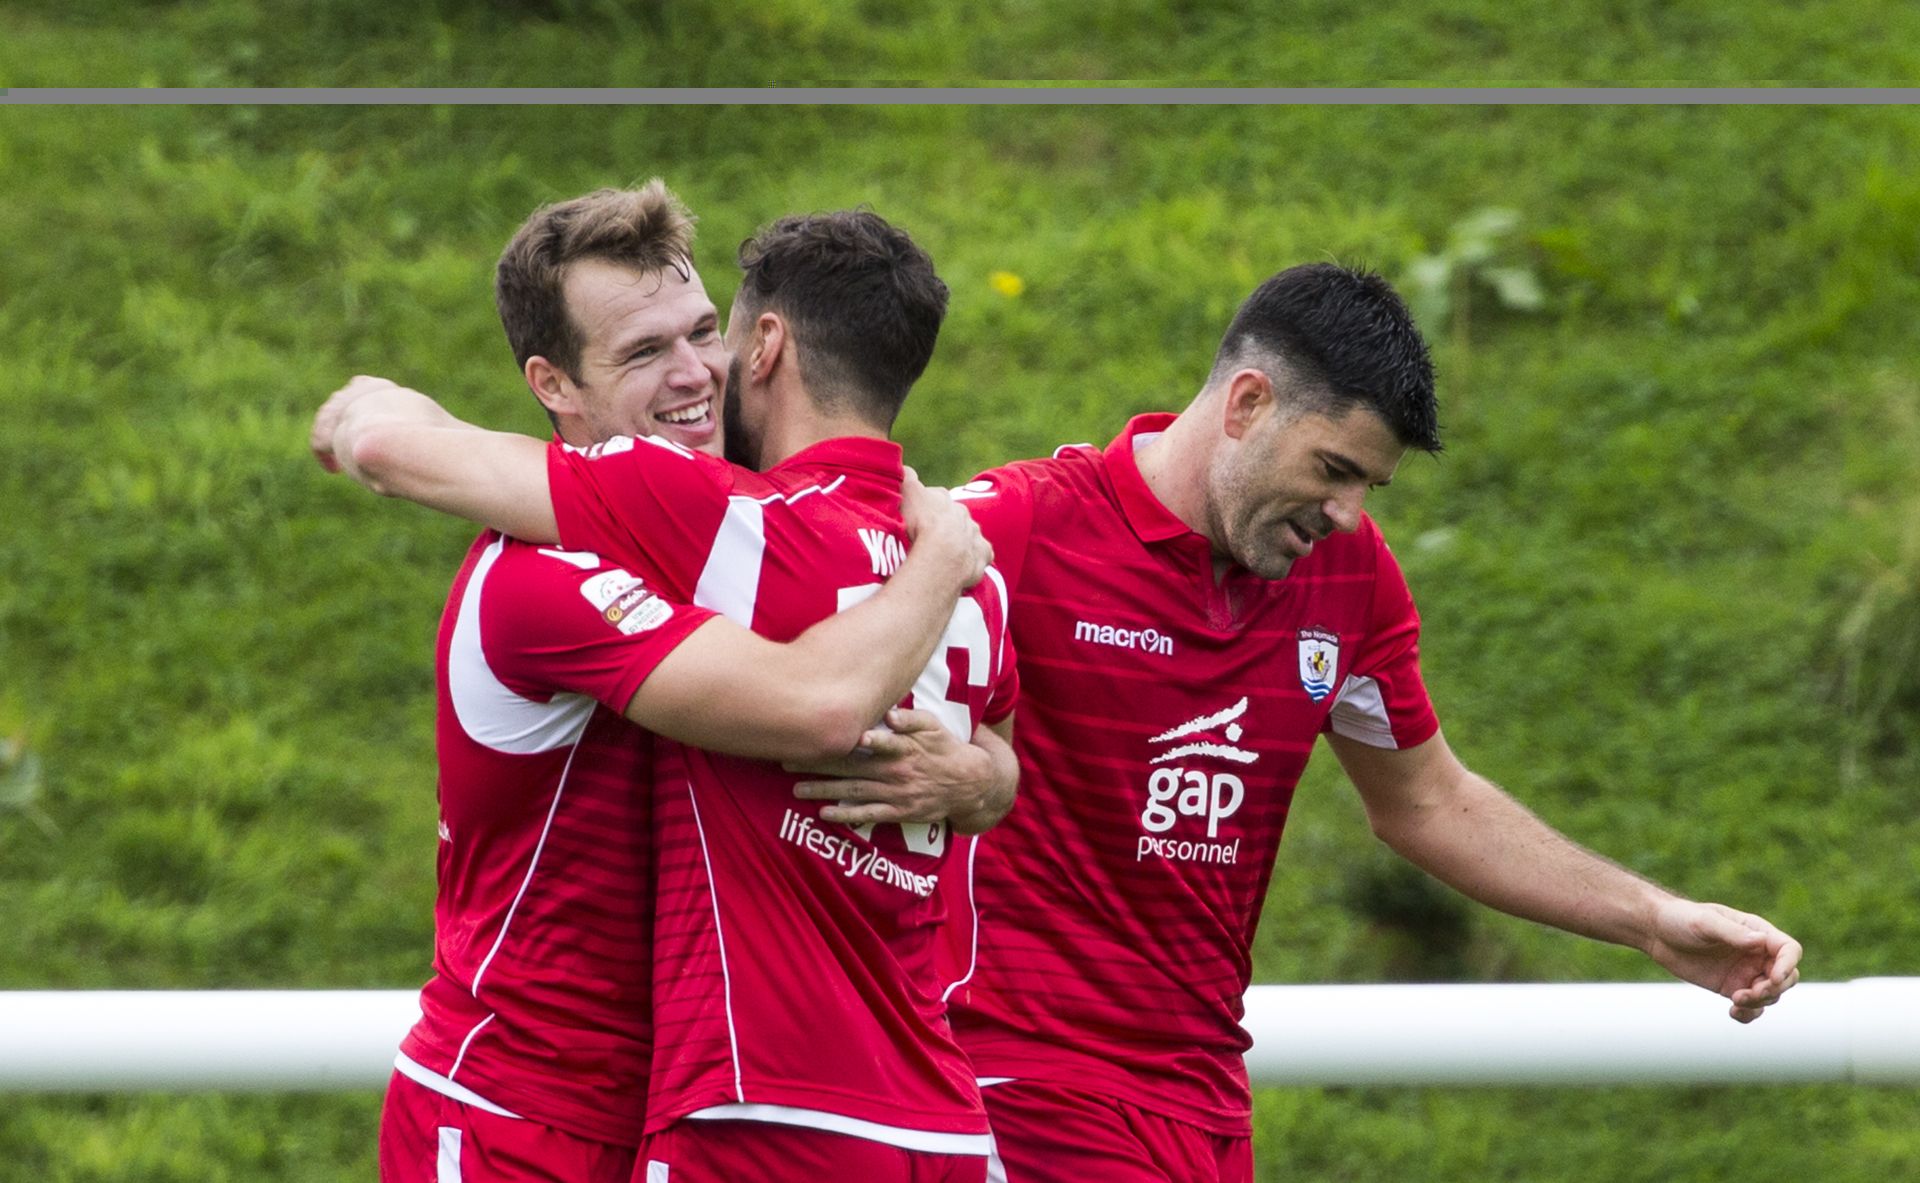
left=6, top=5, right=1920, bottom=1179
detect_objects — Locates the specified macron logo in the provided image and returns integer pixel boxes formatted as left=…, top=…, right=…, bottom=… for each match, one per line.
left=1075, top=619, right=1174, bottom=657
left=859, top=527, right=907, bottom=577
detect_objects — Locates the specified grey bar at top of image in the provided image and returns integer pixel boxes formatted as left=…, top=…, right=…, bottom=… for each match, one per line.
left=0, top=86, right=1918, bottom=105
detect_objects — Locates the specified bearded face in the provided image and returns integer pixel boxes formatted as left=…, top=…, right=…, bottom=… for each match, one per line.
left=1203, top=403, right=1406, bottom=580
left=721, top=352, right=758, bottom=469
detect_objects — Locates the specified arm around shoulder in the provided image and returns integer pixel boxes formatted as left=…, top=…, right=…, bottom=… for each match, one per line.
left=312, top=376, right=559, bottom=542
left=626, top=513, right=990, bottom=763
left=627, top=615, right=879, bottom=762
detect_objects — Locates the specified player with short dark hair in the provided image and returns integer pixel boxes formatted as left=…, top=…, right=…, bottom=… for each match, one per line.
left=1206, top=261, right=1441, bottom=454
left=728, top=208, right=949, bottom=438
left=934, top=261, right=1800, bottom=1182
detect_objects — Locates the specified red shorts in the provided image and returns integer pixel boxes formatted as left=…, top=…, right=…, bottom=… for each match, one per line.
left=379, top=1069, right=638, bottom=1183
left=635, top=1118, right=988, bottom=1183
left=980, top=1079, right=1252, bottom=1183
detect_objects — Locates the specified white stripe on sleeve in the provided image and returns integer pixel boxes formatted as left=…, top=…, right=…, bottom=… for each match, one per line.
left=1328, top=674, right=1398, bottom=748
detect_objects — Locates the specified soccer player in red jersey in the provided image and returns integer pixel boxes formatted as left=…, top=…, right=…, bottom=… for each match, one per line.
left=326, top=211, right=1804, bottom=1181
left=925, top=263, right=1803, bottom=1182
left=315, top=187, right=1008, bottom=1183
left=323, top=208, right=1012, bottom=1181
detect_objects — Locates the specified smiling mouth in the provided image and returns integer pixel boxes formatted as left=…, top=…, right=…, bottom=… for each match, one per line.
left=1286, top=519, right=1318, bottom=553
left=656, top=398, right=711, bottom=427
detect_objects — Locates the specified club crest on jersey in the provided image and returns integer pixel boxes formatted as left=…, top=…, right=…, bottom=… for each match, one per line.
left=1297, top=628, right=1340, bottom=702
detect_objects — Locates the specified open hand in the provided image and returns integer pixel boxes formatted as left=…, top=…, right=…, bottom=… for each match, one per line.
left=788, top=708, right=994, bottom=829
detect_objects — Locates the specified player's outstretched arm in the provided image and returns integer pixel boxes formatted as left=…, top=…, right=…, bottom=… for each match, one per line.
left=626, top=479, right=993, bottom=763
left=1330, top=730, right=1802, bottom=1022
left=787, top=712, right=1018, bottom=833
left=311, top=376, right=557, bottom=542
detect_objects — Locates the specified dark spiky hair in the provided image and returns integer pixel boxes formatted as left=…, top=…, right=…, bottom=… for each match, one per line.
left=733, top=208, right=948, bottom=429
left=1211, top=263, right=1441, bottom=452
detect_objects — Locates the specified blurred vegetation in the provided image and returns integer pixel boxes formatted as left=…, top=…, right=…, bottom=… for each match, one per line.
left=6, top=3, right=1920, bottom=1179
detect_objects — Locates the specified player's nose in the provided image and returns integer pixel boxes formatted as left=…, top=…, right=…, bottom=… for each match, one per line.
left=1324, top=486, right=1366, bottom=533
left=665, top=338, right=713, bottom=389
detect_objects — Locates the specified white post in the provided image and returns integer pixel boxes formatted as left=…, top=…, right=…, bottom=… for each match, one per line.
left=0, top=991, right=420, bottom=1091
left=2, top=982, right=1919, bottom=1091
left=1240, top=979, right=1920, bottom=1086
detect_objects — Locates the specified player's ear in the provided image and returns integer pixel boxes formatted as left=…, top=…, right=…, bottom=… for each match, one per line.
left=526, top=356, right=578, bottom=418
left=1221, top=368, right=1273, bottom=442
left=752, top=311, right=787, bottom=384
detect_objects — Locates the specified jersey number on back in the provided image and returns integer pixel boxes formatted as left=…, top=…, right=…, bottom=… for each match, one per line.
left=837, top=583, right=994, bottom=858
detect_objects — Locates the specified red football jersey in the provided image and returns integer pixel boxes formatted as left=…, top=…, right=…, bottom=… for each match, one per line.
left=547, top=434, right=1017, bottom=1154
left=943, top=413, right=1439, bottom=1135
left=398, top=530, right=715, bottom=1147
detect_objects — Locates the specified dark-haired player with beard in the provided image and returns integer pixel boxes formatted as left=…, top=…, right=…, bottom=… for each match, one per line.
left=934, top=263, right=1801, bottom=1182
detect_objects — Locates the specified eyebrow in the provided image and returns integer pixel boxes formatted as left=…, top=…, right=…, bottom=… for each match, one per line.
left=610, top=311, right=717, bottom=362
left=1324, top=449, right=1393, bottom=487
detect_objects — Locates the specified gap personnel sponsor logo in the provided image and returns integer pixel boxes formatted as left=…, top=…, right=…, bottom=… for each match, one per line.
left=1137, top=835, right=1239, bottom=865
left=778, top=809, right=938, bottom=898
left=1149, top=697, right=1257, bottom=766
left=858, top=527, right=907, bottom=577
left=1298, top=627, right=1340, bottom=702
left=1074, top=619, right=1174, bottom=657
left=1141, top=768, right=1246, bottom=840
left=1139, top=697, right=1255, bottom=856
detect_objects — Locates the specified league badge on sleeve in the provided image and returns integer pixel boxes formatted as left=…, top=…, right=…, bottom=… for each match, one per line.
left=1297, top=628, right=1340, bottom=702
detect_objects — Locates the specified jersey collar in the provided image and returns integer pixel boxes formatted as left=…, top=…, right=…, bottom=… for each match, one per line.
left=771, top=435, right=904, bottom=480
left=1104, top=413, right=1202, bottom=546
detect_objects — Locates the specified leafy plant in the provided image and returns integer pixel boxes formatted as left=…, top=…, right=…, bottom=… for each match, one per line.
left=1401, top=207, right=1546, bottom=390
left=0, top=730, right=55, bottom=842
left=1835, top=392, right=1920, bottom=788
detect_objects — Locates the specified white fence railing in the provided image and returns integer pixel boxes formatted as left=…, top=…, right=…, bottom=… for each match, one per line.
left=1241, top=979, right=1920, bottom=1085
left=2, top=981, right=1916, bottom=1091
